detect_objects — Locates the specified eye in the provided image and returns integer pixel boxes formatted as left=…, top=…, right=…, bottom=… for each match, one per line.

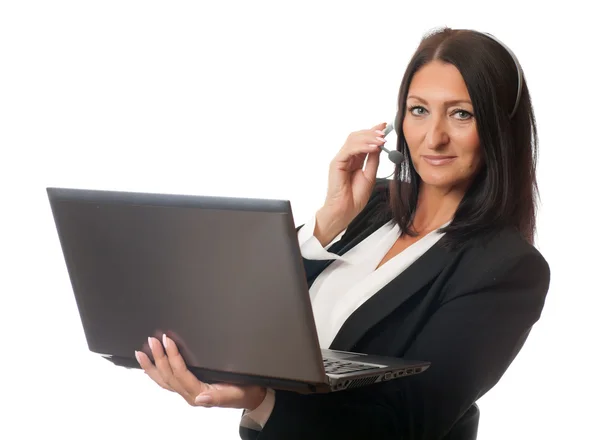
left=408, top=105, right=427, bottom=116
left=452, top=109, right=473, bottom=120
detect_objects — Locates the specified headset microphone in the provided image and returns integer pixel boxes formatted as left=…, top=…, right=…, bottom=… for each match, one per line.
left=379, top=118, right=404, bottom=165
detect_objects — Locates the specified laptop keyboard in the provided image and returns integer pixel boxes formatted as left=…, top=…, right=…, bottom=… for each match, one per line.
left=322, top=357, right=380, bottom=375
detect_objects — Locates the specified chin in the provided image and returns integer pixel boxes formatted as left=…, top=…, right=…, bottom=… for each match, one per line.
left=417, top=168, right=453, bottom=185
left=415, top=160, right=476, bottom=188
left=418, top=172, right=467, bottom=190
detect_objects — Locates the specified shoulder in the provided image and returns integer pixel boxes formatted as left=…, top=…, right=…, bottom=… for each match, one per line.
left=444, top=227, right=551, bottom=304
left=463, top=227, right=549, bottom=274
left=354, top=179, right=551, bottom=291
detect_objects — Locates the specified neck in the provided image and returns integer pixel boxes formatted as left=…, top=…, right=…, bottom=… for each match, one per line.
left=412, top=183, right=465, bottom=234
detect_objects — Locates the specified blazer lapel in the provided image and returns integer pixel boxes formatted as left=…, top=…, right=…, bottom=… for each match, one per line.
left=305, top=212, right=392, bottom=288
left=333, top=217, right=389, bottom=257
left=329, top=240, right=454, bottom=352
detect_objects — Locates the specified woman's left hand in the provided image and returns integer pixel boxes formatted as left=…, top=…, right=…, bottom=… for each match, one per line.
left=135, top=335, right=267, bottom=410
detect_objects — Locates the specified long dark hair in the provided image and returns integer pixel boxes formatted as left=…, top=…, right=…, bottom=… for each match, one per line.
left=389, top=27, right=539, bottom=247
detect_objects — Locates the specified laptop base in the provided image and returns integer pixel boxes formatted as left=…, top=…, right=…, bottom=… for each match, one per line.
left=103, top=354, right=329, bottom=394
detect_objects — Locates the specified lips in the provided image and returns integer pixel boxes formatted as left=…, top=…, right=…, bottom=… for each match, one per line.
left=422, top=155, right=457, bottom=166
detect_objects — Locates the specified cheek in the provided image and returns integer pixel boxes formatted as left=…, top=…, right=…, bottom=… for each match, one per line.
left=457, top=128, right=481, bottom=168
left=402, top=119, right=420, bottom=153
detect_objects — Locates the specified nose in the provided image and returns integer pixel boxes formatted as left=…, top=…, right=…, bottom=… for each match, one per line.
left=424, top=116, right=449, bottom=149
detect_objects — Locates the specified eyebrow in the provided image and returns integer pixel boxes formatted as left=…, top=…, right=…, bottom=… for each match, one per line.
left=407, top=95, right=472, bottom=106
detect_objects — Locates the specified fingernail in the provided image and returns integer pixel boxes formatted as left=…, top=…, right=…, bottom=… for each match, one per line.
left=375, top=130, right=385, bottom=136
left=368, top=144, right=379, bottom=148
left=162, top=334, right=168, bottom=349
left=376, top=137, right=386, bottom=143
left=148, top=337, right=153, bottom=350
left=134, top=351, right=142, bottom=364
left=195, top=394, right=213, bottom=405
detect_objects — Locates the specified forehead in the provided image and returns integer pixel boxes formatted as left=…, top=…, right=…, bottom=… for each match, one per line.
left=408, top=60, right=471, bottom=102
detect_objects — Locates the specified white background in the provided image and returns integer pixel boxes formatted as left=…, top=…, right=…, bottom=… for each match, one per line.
left=1, top=1, right=598, bottom=438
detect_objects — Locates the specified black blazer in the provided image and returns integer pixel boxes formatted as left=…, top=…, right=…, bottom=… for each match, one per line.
left=240, top=181, right=551, bottom=440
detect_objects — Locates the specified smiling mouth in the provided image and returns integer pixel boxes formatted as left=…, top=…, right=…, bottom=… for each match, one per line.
left=422, top=156, right=457, bottom=166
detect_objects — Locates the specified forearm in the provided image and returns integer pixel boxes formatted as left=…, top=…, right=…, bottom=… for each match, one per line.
left=314, top=207, right=348, bottom=248
left=254, top=388, right=409, bottom=440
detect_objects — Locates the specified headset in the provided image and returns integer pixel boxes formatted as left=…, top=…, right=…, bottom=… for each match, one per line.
left=376, top=31, right=523, bottom=169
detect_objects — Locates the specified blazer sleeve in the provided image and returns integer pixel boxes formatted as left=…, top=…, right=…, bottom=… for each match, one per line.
left=295, top=222, right=340, bottom=283
left=240, top=249, right=550, bottom=440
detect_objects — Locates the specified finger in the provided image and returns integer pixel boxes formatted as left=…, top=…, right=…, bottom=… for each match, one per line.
left=363, top=149, right=382, bottom=182
left=349, top=132, right=387, bottom=151
left=354, top=130, right=388, bottom=144
left=334, top=152, right=368, bottom=173
left=334, top=126, right=388, bottom=169
left=338, top=147, right=381, bottom=170
left=195, top=383, right=248, bottom=408
left=370, top=121, right=388, bottom=131
left=336, top=140, right=381, bottom=165
left=148, top=337, right=192, bottom=400
left=135, top=350, right=175, bottom=391
left=163, top=335, right=208, bottom=398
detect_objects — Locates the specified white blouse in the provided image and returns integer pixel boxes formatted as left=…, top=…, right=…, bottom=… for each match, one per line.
left=240, top=215, right=447, bottom=430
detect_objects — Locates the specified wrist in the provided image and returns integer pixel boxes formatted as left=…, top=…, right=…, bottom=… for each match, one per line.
left=315, top=208, right=346, bottom=247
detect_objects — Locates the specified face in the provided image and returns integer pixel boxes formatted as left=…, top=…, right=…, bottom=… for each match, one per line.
left=402, top=60, right=482, bottom=191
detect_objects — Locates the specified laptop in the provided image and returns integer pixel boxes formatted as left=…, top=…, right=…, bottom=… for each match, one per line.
left=47, top=187, right=430, bottom=394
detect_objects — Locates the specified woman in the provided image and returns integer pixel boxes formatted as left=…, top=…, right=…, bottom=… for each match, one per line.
left=135, top=27, right=550, bottom=439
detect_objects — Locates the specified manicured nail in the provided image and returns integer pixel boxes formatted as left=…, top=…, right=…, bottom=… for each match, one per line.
left=195, top=394, right=213, bottom=405
left=134, top=351, right=142, bottom=364
left=376, top=137, right=386, bottom=143
left=148, top=337, right=154, bottom=350
left=162, top=334, right=168, bottom=349
left=375, top=130, right=385, bottom=136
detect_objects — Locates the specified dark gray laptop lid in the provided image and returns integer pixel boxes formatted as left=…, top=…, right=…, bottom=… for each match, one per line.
left=47, top=187, right=327, bottom=385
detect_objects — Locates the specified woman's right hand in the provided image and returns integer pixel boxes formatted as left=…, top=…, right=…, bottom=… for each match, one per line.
left=314, top=122, right=388, bottom=246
